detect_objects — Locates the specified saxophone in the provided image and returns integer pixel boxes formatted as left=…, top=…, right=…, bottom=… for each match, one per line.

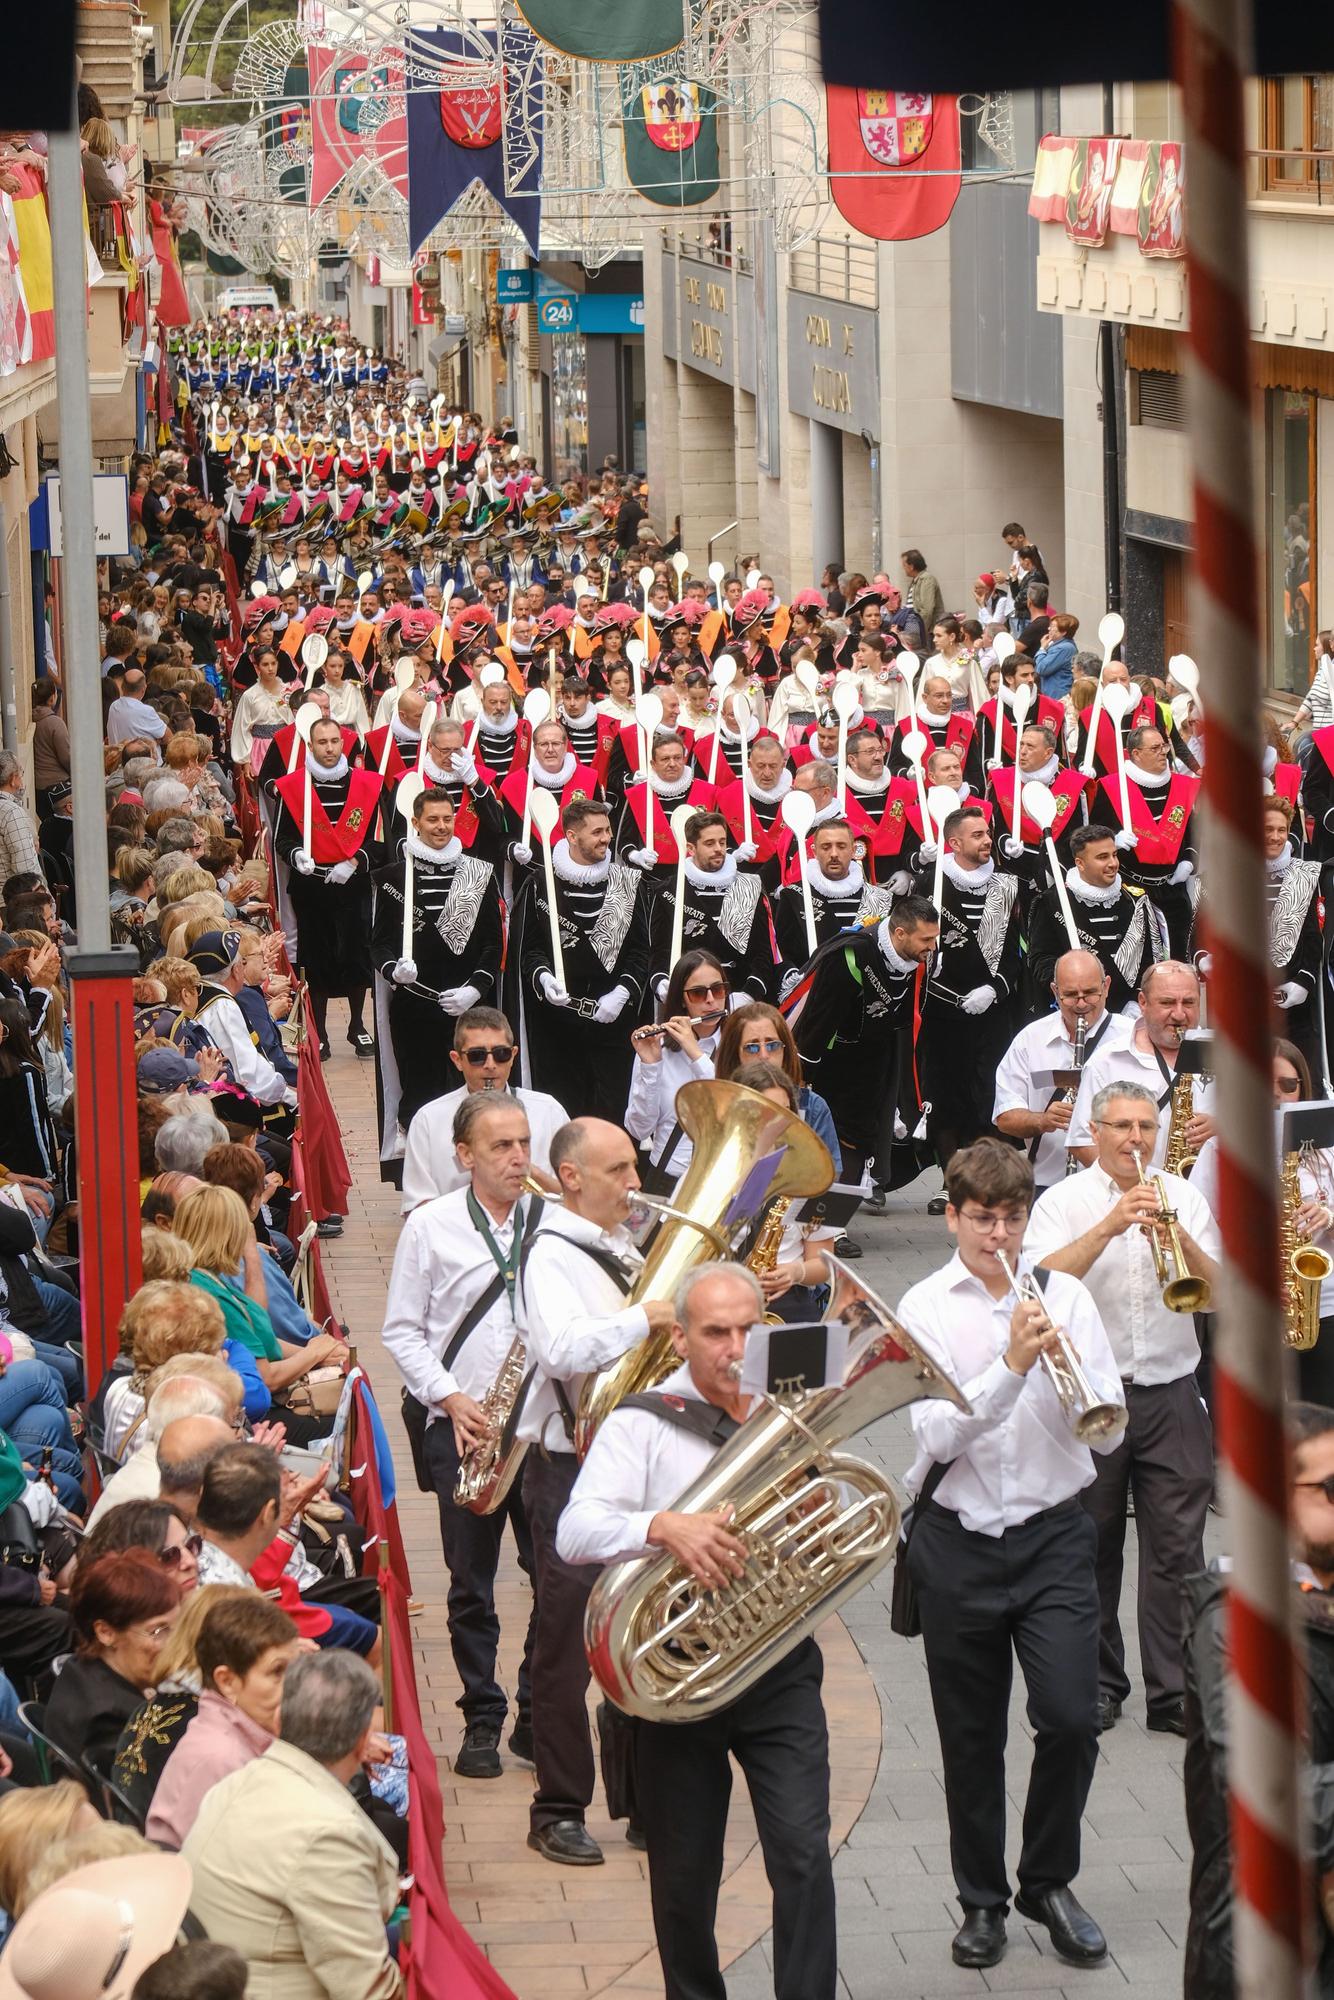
left=1162, top=1071, right=1197, bottom=1178
left=746, top=1197, right=793, bottom=1325
left=1281, top=1148, right=1334, bottom=1351
left=1064, top=1013, right=1088, bottom=1177
left=453, top=1332, right=532, bottom=1514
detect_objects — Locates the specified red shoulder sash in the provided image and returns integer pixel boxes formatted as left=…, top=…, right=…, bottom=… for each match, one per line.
left=1097, top=772, right=1196, bottom=863
left=275, top=766, right=381, bottom=863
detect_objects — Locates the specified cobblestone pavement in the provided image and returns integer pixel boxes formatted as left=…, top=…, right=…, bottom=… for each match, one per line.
left=322, top=1028, right=1200, bottom=1999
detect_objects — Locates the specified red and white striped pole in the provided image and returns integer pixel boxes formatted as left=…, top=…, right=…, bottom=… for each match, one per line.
left=1173, top=0, right=1312, bottom=1987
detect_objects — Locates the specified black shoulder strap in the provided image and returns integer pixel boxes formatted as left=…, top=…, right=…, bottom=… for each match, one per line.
left=524, top=1228, right=633, bottom=1297
left=618, top=1390, right=740, bottom=1448
left=442, top=1273, right=507, bottom=1371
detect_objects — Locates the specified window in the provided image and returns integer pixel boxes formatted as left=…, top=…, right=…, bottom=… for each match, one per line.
left=1260, top=76, right=1334, bottom=196
left=1266, top=389, right=1316, bottom=698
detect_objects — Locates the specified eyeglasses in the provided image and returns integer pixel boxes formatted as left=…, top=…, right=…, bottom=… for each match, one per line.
left=684, top=981, right=727, bottom=1001
left=1276, top=1075, right=1303, bottom=1096
left=1296, top=1476, right=1334, bottom=1504
left=158, top=1534, right=204, bottom=1569
left=1093, top=1118, right=1161, bottom=1137
left=957, top=1208, right=1028, bottom=1232
left=739, top=1036, right=784, bottom=1058
left=461, top=1045, right=515, bottom=1066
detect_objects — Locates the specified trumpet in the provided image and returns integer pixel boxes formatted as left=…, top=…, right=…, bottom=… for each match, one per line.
left=1132, top=1150, right=1211, bottom=1313
left=995, top=1253, right=1127, bottom=1443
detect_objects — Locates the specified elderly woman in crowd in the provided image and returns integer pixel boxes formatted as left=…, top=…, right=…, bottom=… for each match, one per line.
left=44, top=1549, right=182, bottom=1769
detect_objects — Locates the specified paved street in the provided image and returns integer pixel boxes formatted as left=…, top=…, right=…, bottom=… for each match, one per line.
left=323, top=1032, right=1200, bottom=2000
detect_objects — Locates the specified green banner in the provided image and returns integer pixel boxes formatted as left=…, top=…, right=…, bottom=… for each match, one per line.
left=515, top=0, right=681, bottom=62
left=621, top=77, right=720, bottom=208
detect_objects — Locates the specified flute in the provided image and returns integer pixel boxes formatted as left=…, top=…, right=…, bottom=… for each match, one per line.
left=631, top=1008, right=727, bottom=1043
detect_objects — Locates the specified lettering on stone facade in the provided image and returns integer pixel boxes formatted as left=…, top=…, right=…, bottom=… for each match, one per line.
left=691, top=321, right=725, bottom=365
left=706, top=281, right=727, bottom=312
left=685, top=276, right=701, bottom=304
left=806, top=314, right=832, bottom=347
left=812, top=365, right=852, bottom=412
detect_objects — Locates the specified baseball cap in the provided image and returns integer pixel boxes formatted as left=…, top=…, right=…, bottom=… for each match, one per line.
left=187, top=929, right=242, bottom=976
left=137, top=1047, right=200, bottom=1093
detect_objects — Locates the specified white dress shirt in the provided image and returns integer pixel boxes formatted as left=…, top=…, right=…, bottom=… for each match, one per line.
left=624, top=1039, right=717, bottom=1177
left=897, top=1253, right=1124, bottom=1537
left=515, top=1207, right=649, bottom=1451
left=382, top=1186, right=526, bottom=1413
left=1067, top=1034, right=1215, bottom=1166
left=1025, top=1164, right=1221, bottom=1384
left=556, top=1360, right=729, bottom=1565
left=400, top=1083, right=567, bottom=1213
left=993, top=1010, right=1134, bottom=1188
left=196, top=987, right=297, bottom=1108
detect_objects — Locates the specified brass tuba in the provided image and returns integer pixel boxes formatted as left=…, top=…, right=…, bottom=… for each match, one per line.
left=583, top=1254, right=969, bottom=1722
left=574, top=1080, right=834, bottom=1456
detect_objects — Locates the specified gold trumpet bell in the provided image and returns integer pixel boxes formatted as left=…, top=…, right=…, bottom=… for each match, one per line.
left=574, top=1079, right=835, bottom=1455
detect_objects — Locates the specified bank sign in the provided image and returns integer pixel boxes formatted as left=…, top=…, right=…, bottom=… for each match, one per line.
left=785, top=291, right=880, bottom=435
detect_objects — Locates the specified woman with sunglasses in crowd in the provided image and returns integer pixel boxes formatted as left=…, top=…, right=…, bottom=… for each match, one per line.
left=714, top=1001, right=843, bottom=1174
left=626, top=951, right=739, bottom=1187
left=1190, top=1038, right=1334, bottom=1404
left=44, top=1548, right=182, bottom=1771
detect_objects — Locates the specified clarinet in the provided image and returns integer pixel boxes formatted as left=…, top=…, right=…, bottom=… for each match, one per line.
left=1064, top=1012, right=1089, bottom=1177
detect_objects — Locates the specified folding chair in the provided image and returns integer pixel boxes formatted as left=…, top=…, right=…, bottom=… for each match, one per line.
left=16, top=1699, right=92, bottom=1791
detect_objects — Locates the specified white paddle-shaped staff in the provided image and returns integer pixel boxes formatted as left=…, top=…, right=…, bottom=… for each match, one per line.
left=668, top=800, right=699, bottom=971
left=927, top=784, right=961, bottom=914
left=709, top=655, right=738, bottom=787
left=395, top=772, right=425, bottom=965
left=294, top=701, right=322, bottom=856
left=833, top=674, right=860, bottom=809
left=901, top=728, right=931, bottom=835
left=781, top=789, right=819, bottom=959
left=1079, top=612, right=1126, bottom=777
left=988, top=632, right=1015, bottom=766
left=733, top=692, right=755, bottom=845
left=1022, top=782, right=1081, bottom=953
left=1009, top=683, right=1033, bottom=834
left=528, top=786, right=566, bottom=990
left=1101, top=682, right=1136, bottom=835
left=518, top=689, right=552, bottom=855
left=301, top=633, right=329, bottom=692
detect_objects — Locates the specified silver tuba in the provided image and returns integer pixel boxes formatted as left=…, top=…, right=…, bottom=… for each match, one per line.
left=583, top=1254, right=970, bottom=1722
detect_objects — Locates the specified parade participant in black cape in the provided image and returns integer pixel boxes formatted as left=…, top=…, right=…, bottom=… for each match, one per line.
left=1097, top=723, right=1198, bottom=958
left=373, top=787, right=506, bottom=1131
left=987, top=722, right=1089, bottom=890
left=509, top=797, right=652, bottom=1121
left=772, top=817, right=896, bottom=975
left=1027, top=821, right=1164, bottom=1016
left=615, top=731, right=716, bottom=882
left=647, top=811, right=779, bottom=1004
left=272, top=714, right=382, bottom=1059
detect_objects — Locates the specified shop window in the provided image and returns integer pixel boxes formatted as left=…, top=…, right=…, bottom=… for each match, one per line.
left=1260, top=76, right=1334, bottom=196
left=1266, top=388, right=1316, bottom=697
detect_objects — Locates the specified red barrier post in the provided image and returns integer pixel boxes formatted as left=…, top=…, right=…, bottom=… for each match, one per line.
left=69, top=949, right=144, bottom=1394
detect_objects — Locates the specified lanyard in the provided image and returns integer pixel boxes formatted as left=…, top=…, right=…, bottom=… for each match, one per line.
left=1150, top=1042, right=1176, bottom=1110
left=466, top=1190, right=522, bottom=1313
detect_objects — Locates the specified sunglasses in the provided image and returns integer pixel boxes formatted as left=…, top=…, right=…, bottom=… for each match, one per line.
left=739, top=1036, right=784, bottom=1058
left=461, top=1045, right=515, bottom=1066
left=1276, top=1075, right=1303, bottom=1096
left=684, top=981, right=727, bottom=1001
left=1296, top=1476, right=1334, bottom=1504
left=158, top=1533, right=204, bottom=1568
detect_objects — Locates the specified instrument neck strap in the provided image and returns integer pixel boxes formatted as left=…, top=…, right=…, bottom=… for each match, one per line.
left=466, top=1190, right=526, bottom=1314
left=1150, top=1043, right=1176, bottom=1108
left=616, top=1390, right=740, bottom=1447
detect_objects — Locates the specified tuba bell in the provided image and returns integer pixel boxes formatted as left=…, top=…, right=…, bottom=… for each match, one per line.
left=573, top=1079, right=834, bottom=1456
left=583, top=1253, right=970, bottom=1722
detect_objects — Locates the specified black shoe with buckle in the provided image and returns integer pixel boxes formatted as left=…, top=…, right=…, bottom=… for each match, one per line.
left=1146, top=1697, right=1186, bottom=1737
left=1096, top=1694, right=1122, bottom=1734
left=316, top=1216, right=343, bottom=1238
left=507, top=1720, right=534, bottom=1766
left=927, top=1194, right=948, bottom=1216
left=952, top=1907, right=1006, bottom=1968
left=834, top=1234, right=863, bottom=1260
left=1014, top=1887, right=1107, bottom=1965
left=864, top=1187, right=887, bottom=1216
left=625, top=1822, right=647, bottom=1851
left=348, top=1025, right=374, bottom=1057
left=453, top=1720, right=502, bottom=1779
left=527, top=1819, right=604, bottom=1866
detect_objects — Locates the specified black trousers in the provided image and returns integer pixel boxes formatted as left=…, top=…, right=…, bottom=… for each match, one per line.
left=918, top=1007, right=1011, bottom=1171
left=1297, top=1316, right=1334, bottom=1408
left=525, top=1007, right=635, bottom=1124
left=523, top=1448, right=596, bottom=1829
left=424, top=1420, right=537, bottom=1728
left=635, top=1640, right=836, bottom=2000
left=910, top=1499, right=1101, bottom=1911
left=1081, top=1374, right=1212, bottom=1712
left=388, top=989, right=456, bottom=1133
left=0, top=1602, right=74, bottom=1694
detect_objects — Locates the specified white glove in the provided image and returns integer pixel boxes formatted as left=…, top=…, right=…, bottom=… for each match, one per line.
left=511, top=844, right=533, bottom=867
left=887, top=869, right=914, bottom=897
left=1169, top=859, right=1195, bottom=885
left=439, top=982, right=482, bottom=1016
left=1275, top=981, right=1306, bottom=1010
left=918, top=840, right=938, bottom=864
left=1001, top=836, right=1024, bottom=860
left=539, top=971, right=571, bottom=1007
left=292, top=848, right=315, bottom=875
left=628, top=846, right=658, bottom=870
left=961, top=983, right=997, bottom=1015
left=391, top=958, right=417, bottom=985
left=985, top=756, right=1003, bottom=772
left=1197, top=951, right=1213, bottom=979
left=327, top=858, right=357, bottom=885
left=593, top=983, right=631, bottom=1025
left=452, top=751, right=479, bottom=785
left=1114, top=829, right=1136, bottom=851
left=653, top=976, right=669, bottom=1002
left=734, top=840, right=758, bottom=864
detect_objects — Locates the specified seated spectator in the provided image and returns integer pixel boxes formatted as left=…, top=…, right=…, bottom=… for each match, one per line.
left=88, top=1376, right=235, bottom=1528
left=0, top=1780, right=100, bottom=1920
left=201, top=1144, right=314, bottom=1344
left=183, top=1650, right=405, bottom=2000
left=0, top=1196, right=83, bottom=1399
left=100, top=1280, right=230, bottom=1461
left=113, top=1581, right=249, bottom=1818
left=80, top=1497, right=202, bottom=1595
left=147, top=1594, right=300, bottom=1847
left=17, top=1821, right=155, bottom=1914
left=45, top=1549, right=182, bottom=1769
left=0, top=996, right=59, bottom=1182
left=153, top=1106, right=229, bottom=1178
left=132, top=1939, right=250, bottom=2000
left=0, top=1345, right=83, bottom=1510
left=0, top=1850, right=194, bottom=1996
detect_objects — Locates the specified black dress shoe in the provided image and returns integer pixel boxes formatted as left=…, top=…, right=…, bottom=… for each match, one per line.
left=348, top=1025, right=374, bottom=1057
left=864, top=1187, right=888, bottom=1216
left=833, top=1234, right=863, bottom=1260
left=927, top=1195, right=949, bottom=1216
left=318, top=1038, right=331, bottom=1062
left=453, top=1720, right=502, bottom=1779
left=316, top=1216, right=343, bottom=1238
left=507, top=1720, right=534, bottom=1766
left=1146, top=1698, right=1186, bottom=1737
left=1014, top=1887, right=1107, bottom=1965
left=952, top=1907, right=1006, bottom=1968
left=1096, top=1695, right=1122, bottom=1734
left=625, top=1821, right=647, bottom=1851
left=527, top=1820, right=604, bottom=1866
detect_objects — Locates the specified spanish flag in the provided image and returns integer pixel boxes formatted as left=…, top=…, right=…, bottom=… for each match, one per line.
left=6, top=161, right=54, bottom=363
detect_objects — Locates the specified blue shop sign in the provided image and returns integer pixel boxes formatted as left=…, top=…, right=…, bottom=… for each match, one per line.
left=497, top=268, right=534, bottom=302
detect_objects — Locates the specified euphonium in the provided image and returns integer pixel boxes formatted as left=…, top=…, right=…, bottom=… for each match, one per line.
left=574, top=1080, right=834, bottom=1456
left=583, top=1253, right=969, bottom=1722
left=1281, top=1149, right=1333, bottom=1352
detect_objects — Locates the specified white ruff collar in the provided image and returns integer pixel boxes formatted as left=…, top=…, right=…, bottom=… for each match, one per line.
left=808, top=858, right=863, bottom=899
left=406, top=832, right=461, bottom=865
left=718, top=714, right=761, bottom=744
left=479, top=710, right=517, bottom=736
left=747, top=768, right=792, bottom=805
left=553, top=838, right=609, bottom=886
left=684, top=854, right=737, bottom=892
left=917, top=707, right=953, bottom=729
left=310, top=754, right=349, bottom=782
left=1126, top=760, right=1169, bottom=789
left=876, top=923, right=919, bottom=975
left=533, top=752, right=577, bottom=789
left=1268, top=846, right=1294, bottom=878
left=649, top=770, right=694, bottom=799
left=390, top=712, right=421, bottom=745
left=845, top=768, right=890, bottom=797
left=810, top=797, right=843, bottom=829
left=1067, top=867, right=1121, bottom=906
left=942, top=854, right=994, bottom=890
left=423, top=755, right=463, bottom=786
left=559, top=706, right=595, bottom=729
left=1021, top=756, right=1060, bottom=787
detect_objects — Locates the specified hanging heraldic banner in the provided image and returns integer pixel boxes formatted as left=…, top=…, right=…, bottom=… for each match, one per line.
left=622, top=78, right=720, bottom=209
left=826, top=85, right=960, bottom=241
left=515, top=0, right=681, bottom=64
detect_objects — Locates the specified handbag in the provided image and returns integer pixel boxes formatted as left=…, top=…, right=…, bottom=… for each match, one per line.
left=888, top=1458, right=956, bottom=1640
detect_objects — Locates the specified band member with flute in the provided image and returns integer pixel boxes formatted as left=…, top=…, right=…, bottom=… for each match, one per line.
left=993, top=951, right=1132, bottom=1198
left=382, top=1093, right=540, bottom=1781
left=1027, top=823, right=1165, bottom=1018
left=1026, top=1081, right=1221, bottom=1739
left=897, top=1139, right=1123, bottom=1973
left=556, top=1262, right=838, bottom=1998
left=515, top=1118, right=676, bottom=1866
left=625, top=951, right=731, bottom=1184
